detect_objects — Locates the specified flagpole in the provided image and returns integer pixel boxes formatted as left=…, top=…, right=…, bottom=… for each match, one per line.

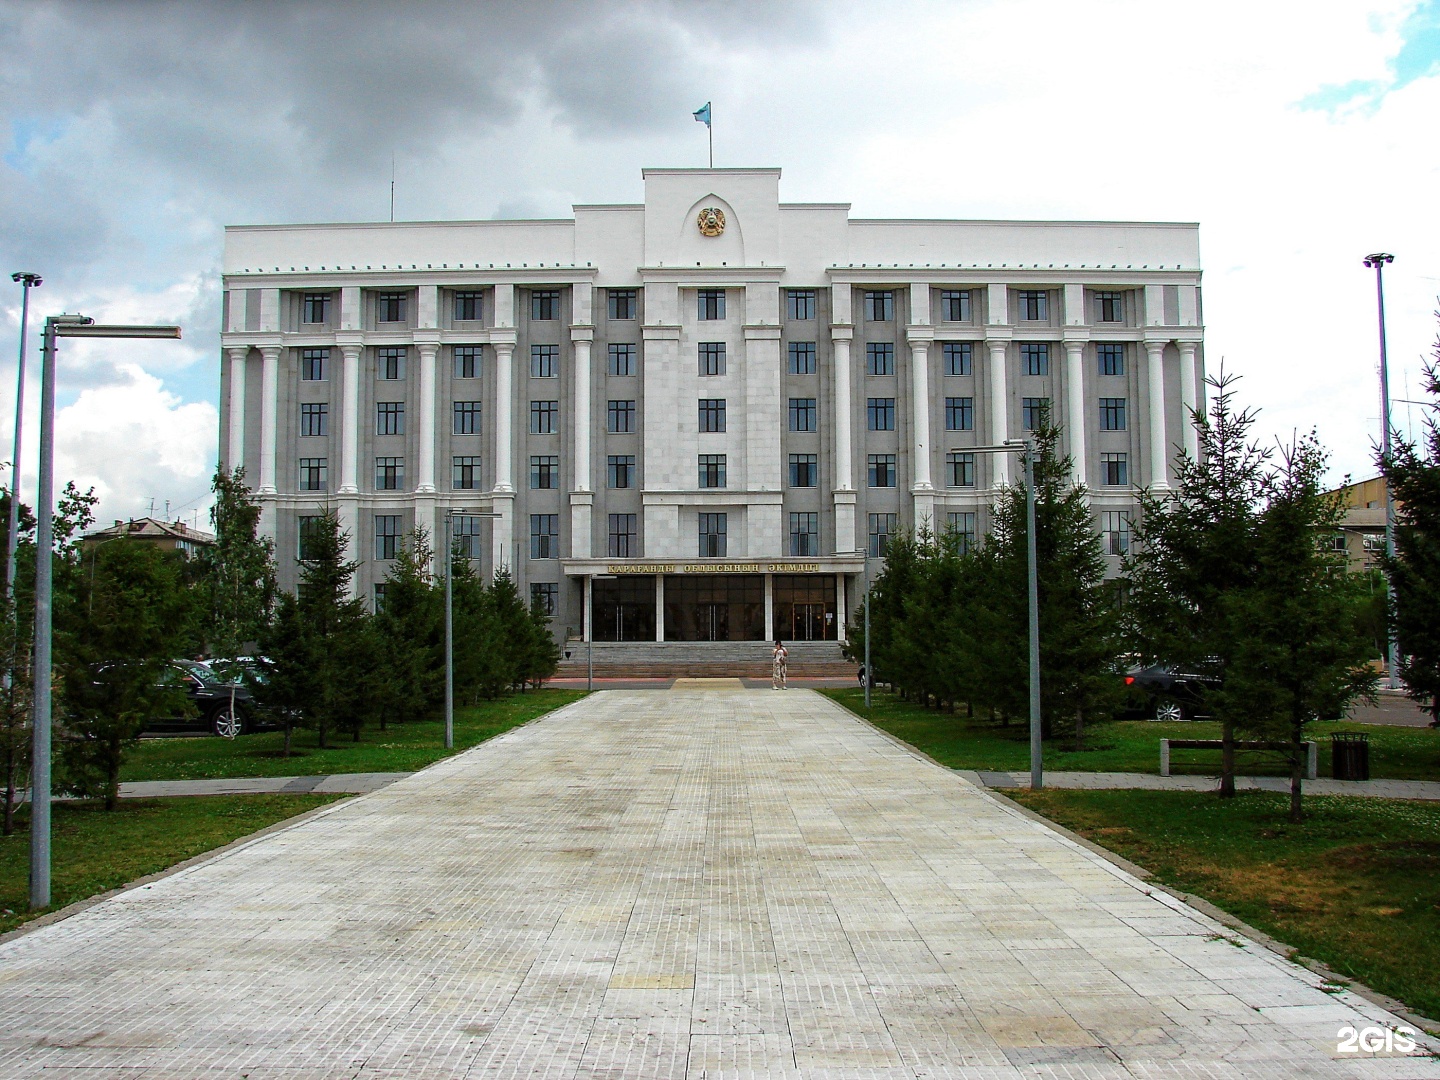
left=709, top=121, right=713, bottom=168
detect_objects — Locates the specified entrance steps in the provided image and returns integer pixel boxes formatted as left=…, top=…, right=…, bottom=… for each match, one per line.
left=556, top=640, right=853, bottom=679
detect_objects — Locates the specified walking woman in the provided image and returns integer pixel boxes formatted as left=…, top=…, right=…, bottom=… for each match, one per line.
left=771, top=640, right=789, bottom=690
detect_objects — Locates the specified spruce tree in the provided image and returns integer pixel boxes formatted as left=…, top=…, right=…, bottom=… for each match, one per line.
left=195, top=466, right=277, bottom=659
left=374, top=528, right=442, bottom=726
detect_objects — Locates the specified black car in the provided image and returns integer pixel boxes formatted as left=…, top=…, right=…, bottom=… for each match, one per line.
left=147, top=660, right=253, bottom=737
left=1123, top=662, right=1221, bottom=722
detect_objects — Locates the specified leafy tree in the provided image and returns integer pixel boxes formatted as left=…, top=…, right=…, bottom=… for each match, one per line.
left=195, top=466, right=277, bottom=659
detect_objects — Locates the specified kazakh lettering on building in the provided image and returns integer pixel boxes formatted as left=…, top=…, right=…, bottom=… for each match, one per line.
left=604, top=562, right=823, bottom=575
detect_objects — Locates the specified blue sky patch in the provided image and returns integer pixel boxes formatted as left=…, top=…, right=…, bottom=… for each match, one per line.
left=1300, top=0, right=1440, bottom=111
left=5, top=116, right=68, bottom=172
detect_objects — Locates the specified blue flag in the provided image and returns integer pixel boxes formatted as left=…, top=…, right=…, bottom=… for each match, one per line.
left=693, top=102, right=711, bottom=128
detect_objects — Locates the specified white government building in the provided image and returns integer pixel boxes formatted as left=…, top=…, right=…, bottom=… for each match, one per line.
left=220, top=166, right=1204, bottom=646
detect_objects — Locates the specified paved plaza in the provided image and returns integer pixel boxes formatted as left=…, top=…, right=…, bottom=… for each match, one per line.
left=0, top=689, right=1435, bottom=1078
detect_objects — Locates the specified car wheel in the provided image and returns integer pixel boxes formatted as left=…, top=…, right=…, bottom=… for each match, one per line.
left=1153, top=698, right=1186, bottom=723
left=211, top=707, right=244, bottom=739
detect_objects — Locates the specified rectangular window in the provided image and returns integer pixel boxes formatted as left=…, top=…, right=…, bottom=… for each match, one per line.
left=376, top=402, right=404, bottom=436
left=699, top=341, right=726, bottom=376
left=1021, top=342, right=1049, bottom=376
left=787, top=290, right=816, bottom=320
left=608, top=289, right=637, bottom=320
left=1100, top=452, right=1129, bottom=486
left=376, top=292, right=407, bottom=323
left=789, top=453, right=818, bottom=487
left=531, top=400, right=559, bottom=434
left=867, top=397, right=895, bottom=431
left=868, top=454, right=897, bottom=487
left=1017, top=290, right=1048, bottom=321
left=945, top=397, right=974, bottom=431
left=788, top=341, right=816, bottom=375
left=531, top=290, right=560, bottom=321
left=942, top=342, right=972, bottom=376
left=373, top=583, right=387, bottom=613
left=530, top=514, right=559, bottom=559
left=607, top=514, right=637, bottom=557
left=301, top=293, right=331, bottom=324
left=868, top=513, right=898, bottom=557
left=375, top=457, right=404, bottom=490
left=531, top=343, right=559, bottom=378
left=789, top=397, right=817, bottom=432
left=699, top=398, right=726, bottom=433
left=866, top=342, right=894, bottom=376
left=453, top=290, right=484, bottom=322
left=607, top=454, right=635, bottom=489
left=940, top=290, right=972, bottom=322
left=1095, top=291, right=1124, bottom=323
left=300, top=403, right=328, bottom=437
left=298, top=458, right=327, bottom=491
left=607, top=399, right=635, bottom=433
left=1022, top=397, right=1049, bottom=431
left=300, top=347, right=328, bottom=381
left=377, top=346, right=406, bottom=380
left=375, top=515, right=401, bottom=560
left=1097, top=342, right=1125, bottom=377
left=530, top=582, right=558, bottom=616
left=454, top=515, right=483, bottom=559
left=698, top=512, right=727, bottom=557
left=1102, top=510, right=1131, bottom=556
left=698, top=453, right=727, bottom=489
left=453, top=455, right=482, bottom=490
left=454, top=345, right=482, bottom=379
left=789, top=512, right=819, bottom=557
left=531, top=454, right=559, bottom=489
left=697, top=289, right=726, bottom=320
left=453, top=401, right=482, bottom=435
left=864, top=290, right=894, bottom=321
left=1100, top=397, right=1127, bottom=431
left=298, top=515, right=324, bottom=561
left=947, top=511, right=977, bottom=554
left=946, top=451, right=976, bottom=487
left=608, top=343, right=635, bottom=377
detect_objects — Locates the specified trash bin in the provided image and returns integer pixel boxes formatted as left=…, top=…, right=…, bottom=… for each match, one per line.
left=1331, top=732, right=1370, bottom=781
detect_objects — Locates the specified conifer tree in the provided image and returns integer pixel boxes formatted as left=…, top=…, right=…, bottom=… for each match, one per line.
left=373, top=528, right=442, bottom=726
left=195, top=466, right=277, bottom=659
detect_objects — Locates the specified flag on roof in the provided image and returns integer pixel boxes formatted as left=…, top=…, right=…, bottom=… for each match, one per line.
left=693, top=102, right=711, bottom=128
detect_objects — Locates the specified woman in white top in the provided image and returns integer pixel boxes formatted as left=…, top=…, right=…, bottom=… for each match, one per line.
left=771, top=641, right=789, bottom=690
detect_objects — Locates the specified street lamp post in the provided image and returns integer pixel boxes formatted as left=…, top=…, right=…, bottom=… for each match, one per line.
left=1364, top=253, right=1399, bottom=691
left=444, top=509, right=500, bottom=751
left=31, top=316, right=181, bottom=909
left=864, top=554, right=872, bottom=710
left=8, top=272, right=41, bottom=599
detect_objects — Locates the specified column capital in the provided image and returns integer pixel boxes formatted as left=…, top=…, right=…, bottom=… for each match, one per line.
left=414, top=339, right=440, bottom=357
left=257, top=344, right=282, bottom=361
left=905, top=327, right=934, bottom=346
left=984, top=330, right=1013, bottom=346
left=1061, top=328, right=1091, bottom=345
left=490, top=328, right=518, bottom=349
left=1142, top=333, right=1170, bottom=352
left=830, top=324, right=854, bottom=342
left=570, top=325, right=595, bottom=344
left=1174, top=338, right=1201, bottom=354
left=225, top=345, right=250, bottom=362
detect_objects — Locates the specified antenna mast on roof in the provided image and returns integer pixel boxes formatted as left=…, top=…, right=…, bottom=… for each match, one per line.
left=390, top=154, right=396, bottom=223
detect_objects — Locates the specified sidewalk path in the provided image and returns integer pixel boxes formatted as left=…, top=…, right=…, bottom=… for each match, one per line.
left=963, top=769, right=1440, bottom=800
left=1, top=688, right=1434, bottom=1077
left=116, top=771, right=410, bottom=798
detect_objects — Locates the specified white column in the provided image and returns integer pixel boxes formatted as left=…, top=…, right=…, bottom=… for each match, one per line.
left=986, top=338, right=1011, bottom=486
left=258, top=346, right=279, bottom=494
left=416, top=341, right=438, bottom=492
left=1145, top=340, right=1169, bottom=488
left=655, top=575, right=665, bottom=642
left=835, top=573, right=847, bottom=644
left=1178, top=339, right=1200, bottom=462
left=908, top=336, right=933, bottom=491
left=226, top=346, right=247, bottom=474
left=339, top=344, right=361, bottom=494
left=572, top=330, right=593, bottom=491
left=1064, top=340, right=1087, bottom=487
left=492, top=340, right=515, bottom=492
left=831, top=330, right=854, bottom=490
left=763, top=574, right=774, bottom=642
left=583, top=575, right=593, bottom=643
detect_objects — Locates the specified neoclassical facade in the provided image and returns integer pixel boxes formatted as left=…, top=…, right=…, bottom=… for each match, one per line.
left=220, top=166, right=1203, bottom=644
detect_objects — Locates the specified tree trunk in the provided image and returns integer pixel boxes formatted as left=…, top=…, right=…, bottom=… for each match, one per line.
left=1289, top=718, right=1305, bottom=823
left=1073, top=706, right=1085, bottom=752
left=317, top=723, right=328, bottom=750
left=3, top=759, right=14, bottom=836
left=1219, top=719, right=1236, bottom=798
left=105, top=753, right=120, bottom=813
left=283, top=724, right=293, bottom=757
left=352, top=726, right=361, bottom=743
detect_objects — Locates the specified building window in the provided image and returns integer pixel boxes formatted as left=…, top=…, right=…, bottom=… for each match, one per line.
left=375, top=457, right=404, bottom=490
left=607, top=399, right=635, bottom=433
left=301, top=293, right=331, bottom=324
left=454, top=345, right=482, bottom=379
left=300, top=403, right=328, bottom=437
left=940, top=290, right=972, bottom=322
left=1100, top=452, right=1129, bottom=486
left=1021, top=397, right=1049, bottom=431
left=530, top=514, right=559, bottom=559
left=1097, top=342, right=1125, bottom=377
left=867, top=397, right=895, bottom=431
left=531, top=455, right=559, bottom=489
left=1095, top=291, right=1124, bottom=323
left=530, top=582, right=558, bottom=616
left=608, top=289, right=637, bottom=320
left=789, top=398, right=817, bottom=432
left=699, top=398, right=726, bottom=433
left=1017, top=290, right=1048, bottom=321
left=298, top=458, right=327, bottom=491
left=947, top=511, right=977, bottom=554
left=373, top=583, right=387, bottom=613
left=300, top=347, right=328, bottom=381
left=698, top=453, right=727, bottom=489
left=699, top=341, right=726, bottom=376
left=942, top=342, right=972, bottom=376
left=377, top=347, right=406, bottom=380
left=945, top=397, right=974, bottom=431
left=946, top=451, right=976, bottom=487
left=376, top=402, right=405, bottom=436
left=375, top=515, right=401, bottom=560
left=608, top=514, right=637, bottom=557
left=789, top=453, right=817, bottom=487
left=531, top=344, right=559, bottom=378
left=1102, top=510, right=1131, bottom=556
left=453, top=290, right=484, bottom=322
left=453, top=456, right=482, bottom=490
left=868, top=513, right=898, bottom=557
left=376, top=292, right=407, bottom=323
left=607, top=455, right=635, bottom=488
left=864, top=290, right=894, bottom=321
left=867, top=342, right=894, bottom=376
left=698, top=512, right=727, bottom=557
left=453, top=401, right=482, bottom=435
left=531, top=290, right=560, bottom=321
left=1020, top=342, right=1049, bottom=376
left=789, top=512, right=819, bottom=557
left=788, top=341, right=816, bottom=375
left=787, top=290, right=816, bottom=320
left=608, top=343, right=635, bottom=377
left=697, top=289, right=725, bottom=320
left=454, top=515, right=483, bottom=558
left=298, top=515, right=324, bottom=560
left=531, top=400, right=558, bottom=434
left=868, top=454, right=897, bottom=487
left=1100, top=397, right=1127, bottom=431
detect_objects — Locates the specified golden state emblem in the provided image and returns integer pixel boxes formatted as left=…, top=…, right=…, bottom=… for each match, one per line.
left=696, top=206, right=726, bottom=237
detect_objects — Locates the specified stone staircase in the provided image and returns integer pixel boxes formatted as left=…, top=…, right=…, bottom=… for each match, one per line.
left=555, top=640, right=853, bottom=679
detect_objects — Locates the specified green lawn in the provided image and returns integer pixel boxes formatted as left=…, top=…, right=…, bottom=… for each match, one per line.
left=1006, top=788, right=1440, bottom=1023
left=0, top=794, right=343, bottom=937
left=823, top=688, right=1440, bottom=780
left=121, top=689, right=588, bottom=783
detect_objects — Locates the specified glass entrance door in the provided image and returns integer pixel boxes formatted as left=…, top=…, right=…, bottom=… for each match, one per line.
left=791, top=603, right=825, bottom=641
left=698, top=602, right=729, bottom=642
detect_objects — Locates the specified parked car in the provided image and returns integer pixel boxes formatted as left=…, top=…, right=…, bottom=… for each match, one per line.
left=144, top=660, right=253, bottom=737
left=1123, top=662, right=1221, bottom=722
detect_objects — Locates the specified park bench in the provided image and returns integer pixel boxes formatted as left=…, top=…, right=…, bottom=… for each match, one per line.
left=1160, top=738, right=1316, bottom=779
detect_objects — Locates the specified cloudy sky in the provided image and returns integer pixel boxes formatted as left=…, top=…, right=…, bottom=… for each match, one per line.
left=1, top=0, right=1437, bottom=527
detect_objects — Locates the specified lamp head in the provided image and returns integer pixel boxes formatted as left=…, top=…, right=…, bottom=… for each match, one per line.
left=10, top=272, right=42, bottom=287
left=1364, top=253, right=1394, bottom=268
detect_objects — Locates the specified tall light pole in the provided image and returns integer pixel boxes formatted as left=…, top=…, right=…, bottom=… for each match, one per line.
left=863, top=553, right=872, bottom=710
left=7, top=272, right=41, bottom=598
left=1365, top=252, right=1399, bottom=690
left=444, top=508, right=499, bottom=750
left=30, top=316, right=181, bottom=910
